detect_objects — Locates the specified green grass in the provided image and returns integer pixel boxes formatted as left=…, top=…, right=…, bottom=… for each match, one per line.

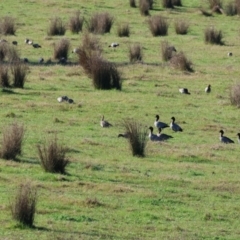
left=0, top=0, right=240, bottom=239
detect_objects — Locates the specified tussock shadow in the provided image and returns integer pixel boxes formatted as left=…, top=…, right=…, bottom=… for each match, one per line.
left=1, top=88, right=22, bottom=94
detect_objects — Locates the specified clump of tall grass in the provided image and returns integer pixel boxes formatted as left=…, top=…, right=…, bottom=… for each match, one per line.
left=230, top=83, right=240, bottom=107
left=0, top=41, right=8, bottom=61
left=86, top=12, right=114, bottom=34
left=172, top=0, right=182, bottom=6
left=7, top=45, right=20, bottom=63
left=130, top=0, right=137, bottom=7
left=53, top=38, right=70, bottom=60
left=204, top=27, right=224, bottom=45
left=47, top=17, right=66, bottom=36
left=200, top=8, right=213, bottom=16
left=129, top=43, right=142, bottom=63
left=139, top=0, right=150, bottom=15
left=162, top=0, right=174, bottom=8
left=123, top=119, right=148, bottom=157
left=224, top=2, right=237, bottom=16
left=148, top=15, right=169, bottom=36
left=37, top=136, right=69, bottom=174
left=170, top=52, right=193, bottom=72
left=0, top=65, right=10, bottom=87
left=90, top=56, right=122, bottom=90
left=174, top=20, right=189, bottom=35
left=11, top=183, right=37, bottom=227
left=161, top=41, right=176, bottom=62
left=117, top=23, right=130, bottom=37
left=209, top=0, right=224, bottom=13
left=11, top=62, right=28, bottom=88
left=0, top=122, right=25, bottom=160
left=0, top=16, right=16, bottom=35
left=69, top=11, right=84, bottom=34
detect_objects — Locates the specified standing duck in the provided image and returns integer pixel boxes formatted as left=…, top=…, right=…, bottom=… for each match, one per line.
left=109, top=43, right=119, bottom=48
left=154, top=115, right=169, bottom=129
left=157, top=128, right=173, bottom=141
left=205, top=84, right=211, bottom=93
left=100, top=115, right=112, bottom=127
left=219, top=130, right=234, bottom=144
left=148, top=127, right=160, bottom=141
left=170, top=117, right=183, bottom=132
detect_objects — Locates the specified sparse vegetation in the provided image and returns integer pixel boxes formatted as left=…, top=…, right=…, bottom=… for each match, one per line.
left=123, top=119, right=147, bottom=157
left=1, top=122, right=25, bottom=160
left=0, top=16, right=16, bottom=35
left=139, top=0, right=150, bottom=15
left=174, top=20, right=189, bottom=35
left=11, top=183, right=37, bottom=227
left=148, top=15, right=168, bottom=36
left=205, top=26, right=224, bottom=45
left=11, top=62, right=28, bottom=88
left=47, top=17, right=66, bottom=36
left=162, top=0, right=174, bottom=8
left=37, top=136, right=69, bottom=174
left=69, top=11, right=84, bottom=34
left=86, top=12, right=114, bottom=34
left=225, top=2, right=237, bottom=16
left=53, top=38, right=70, bottom=60
left=129, top=43, right=142, bottom=62
left=117, top=23, right=130, bottom=37
left=0, top=65, right=10, bottom=87
left=230, top=82, right=240, bottom=107
left=0, top=42, right=8, bottom=61
left=129, top=0, right=136, bottom=7
left=170, top=51, right=193, bottom=72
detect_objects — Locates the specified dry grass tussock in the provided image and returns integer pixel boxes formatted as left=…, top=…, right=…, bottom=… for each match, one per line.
left=0, top=65, right=10, bottom=87
left=37, top=136, right=69, bottom=174
left=148, top=15, right=168, bottom=36
left=139, top=0, right=150, bottom=15
left=47, top=17, right=66, bottom=36
left=170, top=52, right=193, bottom=72
left=86, top=12, right=114, bottom=34
left=129, top=43, right=142, bottom=63
left=11, top=183, right=37, bottom=227
left=175, top=20, right=189, bottom=35
left=117, top=23, right=130, bottom=37
left=230, top=82, right=240, bottom=107
left=69, top=11, right=84, bottom=34
left=161, top=41, right=176, bottom=62
left=130, top=0, right=136, bottom=7
left=11, top=62, right=28, bottom=88
left=122, top=119, right=148, bottom=157
left=0, top=16, right=16, bottom=35
left=0, top=122, right=25, bottom=160
left=204, top=27, right=224, bottom=45
left=53, top=38, right=70, bottom=60
left=162, top=0, right=174, bottom=8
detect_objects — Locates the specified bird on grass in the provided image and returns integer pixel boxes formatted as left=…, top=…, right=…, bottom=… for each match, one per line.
left=154, top=115, right=169, bottom=129
left=148, top=126, right=160, bottom=141
left=179, top=88, right=190, bottom=94
left=32, top=43, right=41, bottom=48
left=170, top=117, right=183, bottom=132
left=12, top=41, right=18, bottom=46
left=100, top=115, right=112, bottom=127
left=219, top=130, right=234, bottom=144
left=205, top=84, right=211, bottom=93
left=157, top=128, right=173, bottom=141
left=118, top=132, right=130, bottom=138
left=109, top=43, right=119, bottom=48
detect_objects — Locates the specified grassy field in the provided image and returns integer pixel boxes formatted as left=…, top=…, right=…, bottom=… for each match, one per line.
left=0, top=0, right=240, bottom=239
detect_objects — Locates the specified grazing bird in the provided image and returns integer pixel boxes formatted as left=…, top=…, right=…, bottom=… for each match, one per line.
left=32, top=43, right=41, bottom=48
left=179, top=88, right=190, bottom=94
left=148, top=126, right=160, bottom=141
left=228, top=52, right=233, bottom=57
left=23, top=58, right=29, bottom=63
left=58, top=57, right=66, bottom=64
left=109, top=43, right=119, bottom=48
left=154, top=115, right=169, bottom=129
left=68, top=98, right=74, bottom=104
left=57, top=96, right=69, bottom=103
left=25, top=39, right=33, bottom=45
left=205, top=84, right=211, bottom=93
left=100, top=115, right=112, bottom=127
left=170, top=117, right=183, bottom=132
left=157, top=128, right=173, bottom=141
left=237, top=133, right=240, bottom=143
left=118, top=132, right=130, bottom=138
left=39, top=57, right=44, bottom=64
left=219, top=130, right=234, bottom=144
left=12, top=41, right=17, bottom=46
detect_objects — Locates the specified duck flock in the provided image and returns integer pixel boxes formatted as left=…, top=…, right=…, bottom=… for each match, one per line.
left=101, top=84, right=240, bottom=145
